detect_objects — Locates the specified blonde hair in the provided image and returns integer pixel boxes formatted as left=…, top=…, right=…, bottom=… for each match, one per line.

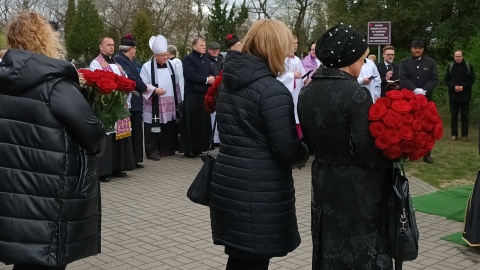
left=6, top=12, right=65, bottom=59
left=367, top=54, right=377, bottom=62
left=0, top=49, right=6, bottom=59
left=241, top=19, right=293, bottom=76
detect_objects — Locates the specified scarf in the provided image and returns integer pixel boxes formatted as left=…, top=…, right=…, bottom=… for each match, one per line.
left=302, top=53, right=319, bottom=74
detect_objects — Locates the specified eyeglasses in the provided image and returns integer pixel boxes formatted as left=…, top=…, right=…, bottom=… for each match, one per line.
left=156, top=54, right=169, bottom=58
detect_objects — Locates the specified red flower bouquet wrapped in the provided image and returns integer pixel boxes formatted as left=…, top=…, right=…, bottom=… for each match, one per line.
left=78, top=69, right=137, bottom=132
left=368, top=89, right=443, bottom=162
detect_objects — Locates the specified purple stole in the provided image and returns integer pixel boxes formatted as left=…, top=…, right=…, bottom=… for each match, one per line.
left=94, top=54, right=131, bottom=140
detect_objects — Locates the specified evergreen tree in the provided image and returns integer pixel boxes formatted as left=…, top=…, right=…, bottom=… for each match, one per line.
left=66, top=0, right=104, bottom=61
left=132, top=8, right=155, bottom=63
left=207, top=0, right=248, bottom=50
left=64, top=0, right=75, bottom=42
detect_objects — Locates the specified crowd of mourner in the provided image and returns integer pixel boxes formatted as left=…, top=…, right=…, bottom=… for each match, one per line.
left=0, top=10, right=476, bottom=270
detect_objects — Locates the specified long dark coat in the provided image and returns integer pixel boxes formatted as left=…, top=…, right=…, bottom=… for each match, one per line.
left=298, top=67, right=393, bottom=270
left=210, top=51, right=309, bottom=258
left=0, top=49, right=105, bottom=267
left=399, top=56, right=439, bottom=101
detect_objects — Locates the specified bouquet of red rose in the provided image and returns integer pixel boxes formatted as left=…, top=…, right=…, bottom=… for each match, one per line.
left=77, top=69, right=137, bottom=132
left=368, top=89, right=443, bottom=163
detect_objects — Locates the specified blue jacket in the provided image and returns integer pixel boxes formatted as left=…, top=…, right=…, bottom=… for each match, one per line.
left=114, top=53, right=147, bottom=111
left=182, top=50, right=212, bottom=96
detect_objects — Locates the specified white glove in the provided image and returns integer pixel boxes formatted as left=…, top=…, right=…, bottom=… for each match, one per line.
left=413, top=88, right=426, bottom=95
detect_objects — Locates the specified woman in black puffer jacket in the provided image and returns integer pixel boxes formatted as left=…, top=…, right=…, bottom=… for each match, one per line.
left=209, top=19, right=309, bottom=270
left=0, top=12, right=105, bottom=270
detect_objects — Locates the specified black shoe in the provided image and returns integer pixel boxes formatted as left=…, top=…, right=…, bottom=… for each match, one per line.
left=423, top=156, right=434, bottom=164
left=184, top=153, right=198, bottom=158
left=99, top=176, right=110, bottom=182
left=135, top=163, right=145, bottom=169
left=147, top=153, right=161, bottom=161
left=112, top=171, right=127, bottom=177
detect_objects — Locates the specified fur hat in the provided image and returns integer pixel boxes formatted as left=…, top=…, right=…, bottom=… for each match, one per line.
left=225, top=34, right=239, bottom=48
left=120, top=34, right=136, bottom=47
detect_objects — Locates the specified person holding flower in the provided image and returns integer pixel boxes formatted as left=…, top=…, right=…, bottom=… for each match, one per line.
left=298, top=25, right=393, bottom=270
left=0, top=12, right=105, bottom=269
left=90, top=37, right=136, bottom=181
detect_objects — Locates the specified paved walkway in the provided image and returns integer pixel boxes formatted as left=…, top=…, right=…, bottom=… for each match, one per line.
left=2, top=153, right=480, bottom=270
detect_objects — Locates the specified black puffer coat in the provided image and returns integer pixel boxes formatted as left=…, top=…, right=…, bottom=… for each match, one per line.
left=210, top=51, right=309, bottom=257
left=0, top=49, right=105, bottom=266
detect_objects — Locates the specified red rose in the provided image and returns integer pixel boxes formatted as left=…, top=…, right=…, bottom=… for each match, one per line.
left=385, top=129, right=402, bottom=144
left=425, top=101, right=440, bottom=123
left=412, top=119, right=423, bottom=131
left=403, top=113, right=413, bottom=124
left=375, top=136, right=391, bottom=150
left=401, top=89, right=415, bottom=100
left=96, top=78, right=117, bottom=95
left=386, top=90, right=404, bottom=100
left=400, top=141, right=415, bottom=154
left=94, top=70, right=119, bottom=83
left=433, top=124, right=444, bottom=140
left=81, top=69, right=101, bottom=86
left=117, top=76, right=136, bottom=92
left=391, top=100, right=412, bottom=113
left=413, top=110, right=425, bottom=120
left=376, top=97, right=391, bottom=108
left=384, top=145, right=402, bottom=160
left=413, top=131, right=428, bottom=149
left=425, top=135, right=436, bottom=152
left=369, top=122, right=386, bottom=137
left=422, top=118, right=436, bottom=131
left=409, top=149, right=428, bottom=161
left=399, top=125, right=414, bottom=141
left=409, top=99, right=421, bottom=111
left=383, top=110, right=403, bottom=128
left=368, top=103, right=387, bottom=121
left=415, top=94, right=428, bottom=108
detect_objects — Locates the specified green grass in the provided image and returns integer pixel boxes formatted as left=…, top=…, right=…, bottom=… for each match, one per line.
left=404, top=104, right=480, bottom=188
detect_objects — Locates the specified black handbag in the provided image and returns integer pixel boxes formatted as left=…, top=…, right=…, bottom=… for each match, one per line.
left=186, top=118, right=217, bottom=206
left=388, top=167, right=420, bottom=270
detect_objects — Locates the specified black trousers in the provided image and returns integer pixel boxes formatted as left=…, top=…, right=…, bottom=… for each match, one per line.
left=130, top=111, right=144, bottom=163
left=226, top=256, right=270, bottom=270
left=13, top=265, right=66, bottom=270
left=450, top=101, right=470, bottom=137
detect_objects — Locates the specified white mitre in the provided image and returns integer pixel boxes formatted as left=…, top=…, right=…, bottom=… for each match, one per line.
left=149, top=35, right=168, bottom=54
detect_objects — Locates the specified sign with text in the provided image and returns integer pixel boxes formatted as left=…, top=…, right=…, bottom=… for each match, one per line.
left=368, top=21, right=391, bottom=45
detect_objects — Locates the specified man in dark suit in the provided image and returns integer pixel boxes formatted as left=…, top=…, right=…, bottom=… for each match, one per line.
left=376, top=45, right=400, bottom=97
left=444, top=50, right=475, bottom=141
left=180, top=37, right=215, bottom=158
left=400, top=37, right=439, bottom=164
left=114, top=34, right=148, bottom=168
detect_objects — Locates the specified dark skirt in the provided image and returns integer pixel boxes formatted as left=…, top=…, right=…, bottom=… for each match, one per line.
left=179, top=92, right=212, bottom=155
left=463, top=170, right=480, bottom=246
left=311, top=160, right=392, bottom=270
left=144, top=121, right=178, bottom=156
left=96, top=134, right=136, bottom=177
left=130, top=111, right=144, bottom=163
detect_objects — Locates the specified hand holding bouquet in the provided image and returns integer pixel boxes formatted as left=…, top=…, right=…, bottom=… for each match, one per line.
left=78, top=69, right=137, bottom=132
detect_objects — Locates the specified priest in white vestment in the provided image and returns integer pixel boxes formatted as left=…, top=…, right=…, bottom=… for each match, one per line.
left=140, top=35, right=182, bottom=160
